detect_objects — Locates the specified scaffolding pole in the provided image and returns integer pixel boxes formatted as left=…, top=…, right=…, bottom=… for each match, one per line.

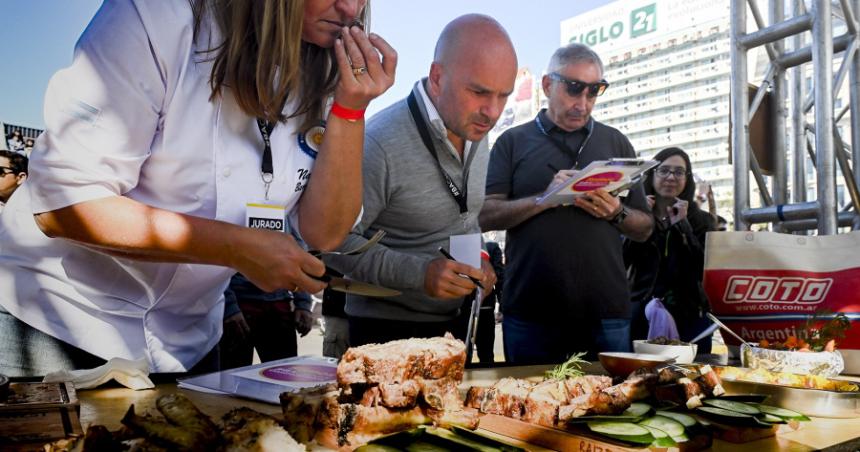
left=771, top=0, right=788, bottom=233
left=731, top=0, right=859, bottom=234
left=812, top=0, right=837, bottom=234
left=852, top=0, right=860, bottom=229
left=791, top=0, right=807, bottom=205
left=731, top=0, right=751, bottom=231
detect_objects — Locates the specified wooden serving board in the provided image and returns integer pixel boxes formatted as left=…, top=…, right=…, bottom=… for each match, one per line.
left=478, top=414, right=713, bottom=452
left=479, top=414, right=647, bottom=452
left=0, top=382, right=83, bottom=452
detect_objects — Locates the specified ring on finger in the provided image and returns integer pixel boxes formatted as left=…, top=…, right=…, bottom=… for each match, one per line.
left=352, top=66, right=367, bottom=76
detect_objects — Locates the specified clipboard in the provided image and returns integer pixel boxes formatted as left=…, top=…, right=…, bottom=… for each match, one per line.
left=537, top=158, right=659, bottom=206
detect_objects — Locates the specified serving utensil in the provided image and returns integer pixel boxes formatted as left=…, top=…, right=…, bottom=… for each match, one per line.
left=706, top=312, right=753, bottom=347
left=310, top=230, right=386, bottom=258
left=689, top=322, right=720, bottom=345
left=312, top=268, right=401, bottom=297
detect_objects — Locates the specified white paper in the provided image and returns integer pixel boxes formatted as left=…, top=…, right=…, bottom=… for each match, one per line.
left=537, top=158, right=658, bottom=206
left=232, top=356, right=338, bottom=388
left=175, top=355, right=338, bottom=404
left=176, top=382, right=231, bottom=395
left=450, top=233, right=481, bottom=269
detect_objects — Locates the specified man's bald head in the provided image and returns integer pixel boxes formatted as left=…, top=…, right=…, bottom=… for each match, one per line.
left=433, top=14, right=515, bottom=66
left=426, top=14, right=518, bottom=151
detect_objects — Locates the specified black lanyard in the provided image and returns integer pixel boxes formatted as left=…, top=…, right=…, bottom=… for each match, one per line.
left=407, top=92, right=474, bottom=214
left=256, top=119, right=275, bottom=199
left=534, top=114, right=593, bottom=169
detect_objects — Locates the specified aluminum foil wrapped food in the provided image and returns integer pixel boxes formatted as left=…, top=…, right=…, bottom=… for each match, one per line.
left=741, top=343, right=844, bottom=377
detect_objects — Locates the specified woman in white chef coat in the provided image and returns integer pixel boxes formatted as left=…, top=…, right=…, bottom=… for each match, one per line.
left=0, top=0, right=396, bottom=376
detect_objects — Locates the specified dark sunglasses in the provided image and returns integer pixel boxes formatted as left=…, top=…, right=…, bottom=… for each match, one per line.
left=549, top=73, right=609, bottom=97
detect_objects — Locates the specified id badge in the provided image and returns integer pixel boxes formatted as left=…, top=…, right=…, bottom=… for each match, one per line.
left=246, top=203, right=287, bottom=232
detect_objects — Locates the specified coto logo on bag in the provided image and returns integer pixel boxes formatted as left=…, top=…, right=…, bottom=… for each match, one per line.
left=723, top=276, right=833, bottom=304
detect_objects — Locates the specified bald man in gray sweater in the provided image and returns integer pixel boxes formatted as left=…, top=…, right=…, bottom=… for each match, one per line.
left=326, top=14, right=518, bottom=346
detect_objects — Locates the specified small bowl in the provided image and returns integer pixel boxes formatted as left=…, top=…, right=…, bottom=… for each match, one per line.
left=599, top=352, right=674, bottom=377
left=633, top=340, right=698, bottom=364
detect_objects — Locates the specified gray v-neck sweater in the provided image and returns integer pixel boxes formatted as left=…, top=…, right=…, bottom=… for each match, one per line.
left=326, top=81, right=488, bottom=322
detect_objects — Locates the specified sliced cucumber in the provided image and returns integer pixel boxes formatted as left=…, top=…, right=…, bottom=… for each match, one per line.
left=587, top=421, right=652, bottom=437
left=650, top=436, right=678, bottom=447
left=703, top=398, right=761, bottom=415
left=623, top=402, right=653, bottom=417
left=758, top=413, right=787, bottom=424
left=566, top=415, right=643, bottom=424
left=715, top=394, right=769, bottom=403
left=757, top=405, right=811, bottom=421
left=602, top=433, right=655, bottom=445
left=655, top=410, right=697, bottom=428
left=639, top=415, right=686, bottom=437
left=697, top=406, right=754, bottom=418
left=696, top=407, right=773, bottom=428
left=671, top=433, right=690, bottom=443
left=639, top=425, right=669, bottom=439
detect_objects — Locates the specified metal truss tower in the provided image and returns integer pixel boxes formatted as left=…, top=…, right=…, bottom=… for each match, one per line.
left=731, top=0, right=860, bottom=233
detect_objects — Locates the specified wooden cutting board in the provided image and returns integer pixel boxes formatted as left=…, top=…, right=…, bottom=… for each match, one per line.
left=0, top=381, right=83, bottom=452
left=478, top=413, right=713, bottom=452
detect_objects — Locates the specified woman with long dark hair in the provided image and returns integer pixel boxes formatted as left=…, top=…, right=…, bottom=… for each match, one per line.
left=624, top=147, right=717, bottom=352
left=0, top=0, right=396, bottom=376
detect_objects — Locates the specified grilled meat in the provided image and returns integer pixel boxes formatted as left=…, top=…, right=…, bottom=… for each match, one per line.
left=337, top=334, right=465, bottom=389
left=155, top=393, right=220, bottom=447
left=465, top=377, right=534, bottom=418
left=315, top=402, right=433, bottom=450
left=280, top=384, right=339, bottom=444
left=221, top=407, right=305, bottom=452
left=466, top=375, right=613, bottom=427
left=697, top=365, right=726, bottom=396
left=556, top=373, right=655, bottom=422
left=121, top=405, right=209, bottom=452
left=283, top=335, right=477, bottom=450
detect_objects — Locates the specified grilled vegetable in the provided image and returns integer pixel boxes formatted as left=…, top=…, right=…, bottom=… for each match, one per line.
left=622, top=402, right=652, bottom=418
left=757, top=404, right=811, bottom=421
left=711, top=394, right=769, bottom=403
left=654, top=410, right=697, bottom=428
left=757, top=413, right=787, bottom=424
left=155, top=393, right=220, bottom=447
left=639, top=415, right=685, bottom=437
left=121, top=405, right=208, bottom=451
left=696, top=406, right=772, bottom=428
left=702, top=398, right=761, bottom=415
left=587, top=421, right=654, bottom=444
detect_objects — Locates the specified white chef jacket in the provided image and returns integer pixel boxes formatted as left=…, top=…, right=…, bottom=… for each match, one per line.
left=0, top=0, right=323, bottom=372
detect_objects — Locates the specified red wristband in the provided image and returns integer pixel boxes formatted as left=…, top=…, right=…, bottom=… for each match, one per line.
left=480, top=250, right=490, bottom=261
left=330, top=102, right=365, bottom=122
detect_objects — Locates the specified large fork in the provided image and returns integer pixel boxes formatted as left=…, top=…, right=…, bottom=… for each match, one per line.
left=310, top=230, right=386, bottom=258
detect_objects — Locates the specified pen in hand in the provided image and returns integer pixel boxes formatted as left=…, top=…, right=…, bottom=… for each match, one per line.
left=437, top=247, right=484, bottom=290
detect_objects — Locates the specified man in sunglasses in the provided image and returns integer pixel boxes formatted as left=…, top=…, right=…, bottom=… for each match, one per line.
left=480, top=43, right=653, bottom=364
left=0, top=150, right=28, bottom=214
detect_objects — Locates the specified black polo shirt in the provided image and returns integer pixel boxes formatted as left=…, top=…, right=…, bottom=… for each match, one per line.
left=485, top=109, right=648, bottom=328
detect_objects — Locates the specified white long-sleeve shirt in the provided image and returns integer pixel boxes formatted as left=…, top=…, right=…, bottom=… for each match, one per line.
left=0, top=0, right=317, bottom=372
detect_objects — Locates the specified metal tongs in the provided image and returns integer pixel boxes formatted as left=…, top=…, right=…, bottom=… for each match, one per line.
left=706, top=312, right=754, bottom=347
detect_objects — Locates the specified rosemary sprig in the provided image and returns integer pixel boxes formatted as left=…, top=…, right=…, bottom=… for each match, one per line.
left=545, top=352, right=589, bottom=380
